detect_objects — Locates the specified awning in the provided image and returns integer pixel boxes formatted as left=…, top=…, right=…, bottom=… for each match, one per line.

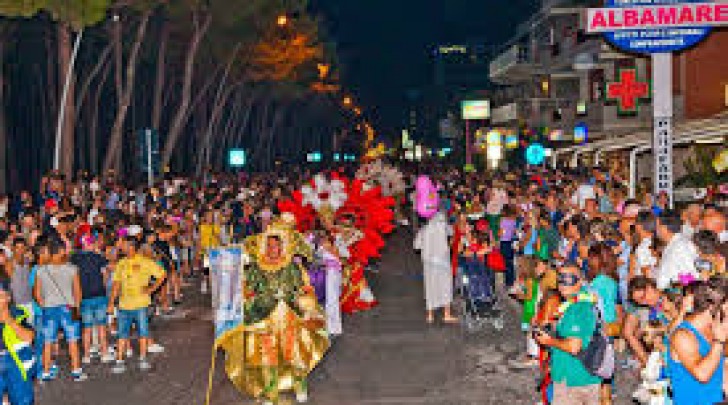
left=554, top=110, right=728, bottom=156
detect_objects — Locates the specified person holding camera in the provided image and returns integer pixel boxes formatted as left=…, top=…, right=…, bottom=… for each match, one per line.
left=668, top=279, right=728, bottom=405
left=534, top=263, right=602, bottom=405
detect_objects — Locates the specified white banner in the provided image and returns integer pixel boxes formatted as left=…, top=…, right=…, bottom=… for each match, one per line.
left=208, top=247, right=247, bottom=341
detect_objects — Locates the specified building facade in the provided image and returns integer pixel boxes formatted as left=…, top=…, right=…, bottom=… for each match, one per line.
left=488, top=0, right=728, bottom=187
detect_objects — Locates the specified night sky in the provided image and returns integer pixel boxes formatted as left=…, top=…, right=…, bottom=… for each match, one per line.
left=313, top=0, right=539, bottom=135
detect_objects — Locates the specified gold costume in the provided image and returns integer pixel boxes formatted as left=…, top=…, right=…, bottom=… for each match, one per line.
left=208, top=217, right=330, bottom=404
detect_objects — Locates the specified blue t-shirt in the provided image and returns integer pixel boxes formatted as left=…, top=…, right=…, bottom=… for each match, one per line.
left=590, top=275, right=619, bottom=324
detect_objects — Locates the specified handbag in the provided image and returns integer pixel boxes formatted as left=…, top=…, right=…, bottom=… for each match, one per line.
left=43, top=265, right=81, bottom=321
left=487, top=249, right=506, bottom=272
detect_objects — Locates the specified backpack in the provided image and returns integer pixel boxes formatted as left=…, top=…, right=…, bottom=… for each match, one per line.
left=574, top=302, right=615, bottom=380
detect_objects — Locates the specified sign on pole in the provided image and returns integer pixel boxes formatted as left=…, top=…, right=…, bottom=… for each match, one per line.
left=586, top=0, right=728, bottom=206
left=137, top=129, right=160, bottom=187
left=461, top=100, right=490, bottom=167
left=208, top=247, right=247, bottom=342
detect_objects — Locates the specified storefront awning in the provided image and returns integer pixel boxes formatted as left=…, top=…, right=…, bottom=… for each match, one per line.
left=554, top=110, right=728, bottom=156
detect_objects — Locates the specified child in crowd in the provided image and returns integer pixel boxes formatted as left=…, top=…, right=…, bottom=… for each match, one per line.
left=512, top=256, right=542, bottom=369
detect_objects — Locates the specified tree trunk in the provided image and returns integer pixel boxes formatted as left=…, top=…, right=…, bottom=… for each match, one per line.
left=90, top=62, right=111, bottom=175
left=231, top=91, right=258, bottom=150
left=113, top=17, right=122, bottom=109
left=0, top=40, right=6, bottom=193
left=75, top=45, right=111, bottom=118
left=250, top=97, right=272, bottom=168
left=45, top=33, right=57, bottom=152
left=103, top=11, right=151, bottom=174
left=161, top=11, right=211, bottom=168
left=57, top=23, right=76, bottom=180
left=264, top=107, right=287, bottom=171
left=152, top=21, right=168, bottom=131
left=198, top=45, right=240, bottom=175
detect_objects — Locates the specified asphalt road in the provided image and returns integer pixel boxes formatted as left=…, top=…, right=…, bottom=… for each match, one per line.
left=37, top=229, right=631, bottom=405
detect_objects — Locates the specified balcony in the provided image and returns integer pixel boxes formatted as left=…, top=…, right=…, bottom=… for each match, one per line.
left=491, top=102, right=520, bottom=124
left=489, top=45, right=541, bottom=84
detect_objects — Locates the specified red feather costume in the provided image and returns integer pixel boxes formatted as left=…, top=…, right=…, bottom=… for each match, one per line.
left=278, top=172, right=395, bottom=313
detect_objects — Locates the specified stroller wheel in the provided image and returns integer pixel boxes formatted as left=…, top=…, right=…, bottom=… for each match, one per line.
left=492, top=318, right=504, bottom=331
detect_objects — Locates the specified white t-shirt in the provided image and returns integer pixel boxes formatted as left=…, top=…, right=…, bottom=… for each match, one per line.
left=656, top=234, right=699, bottom=289
left=635, top=237, right=657, bottom=277
left=571, top=184, right=596, bottom=209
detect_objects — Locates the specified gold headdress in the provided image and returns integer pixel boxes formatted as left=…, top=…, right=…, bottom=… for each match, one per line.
left=244, top=214, right=312, bottom=273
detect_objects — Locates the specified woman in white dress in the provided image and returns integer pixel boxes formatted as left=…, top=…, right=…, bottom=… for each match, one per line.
left=414, top=211, right=456, bottom=324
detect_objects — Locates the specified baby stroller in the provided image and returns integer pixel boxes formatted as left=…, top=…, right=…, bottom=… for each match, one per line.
left=456, top=255, right=504, bottom=332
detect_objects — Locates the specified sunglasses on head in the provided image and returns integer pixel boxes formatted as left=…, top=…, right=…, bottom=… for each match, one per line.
left=557, top=273, right=581, bottom=286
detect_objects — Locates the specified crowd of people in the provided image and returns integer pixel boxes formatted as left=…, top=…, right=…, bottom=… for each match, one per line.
left=0, top=168, right=349, bottom=405
left=422, top=167, right=728, bottom=405
left=0, top=162, right=727, bottom=405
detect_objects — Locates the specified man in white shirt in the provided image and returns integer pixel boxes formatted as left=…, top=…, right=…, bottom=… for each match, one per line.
left=656, top=210, right=698, bottom=289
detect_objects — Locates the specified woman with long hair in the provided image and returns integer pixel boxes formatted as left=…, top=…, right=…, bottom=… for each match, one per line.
left=587, top=242, right=621, bottom=405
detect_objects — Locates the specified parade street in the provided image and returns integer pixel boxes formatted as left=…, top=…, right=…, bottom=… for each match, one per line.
left=35, top=229, right=540, bottom=405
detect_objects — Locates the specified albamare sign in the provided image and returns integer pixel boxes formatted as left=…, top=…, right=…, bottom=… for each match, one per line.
left=587, top=2, right=728, bottom=33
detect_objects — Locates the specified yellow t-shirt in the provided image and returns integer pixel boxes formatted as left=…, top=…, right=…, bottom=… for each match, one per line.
left=199, top=224, right=221, bottom=250
left=113, top=255, right=166, bottom=310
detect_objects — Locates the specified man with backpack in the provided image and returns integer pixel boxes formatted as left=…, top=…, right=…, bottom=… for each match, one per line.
left=534, top=263, right=604, bottom=405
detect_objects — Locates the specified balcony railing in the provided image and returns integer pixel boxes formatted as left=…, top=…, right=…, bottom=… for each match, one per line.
left=489, top=45, right=540, bottom=83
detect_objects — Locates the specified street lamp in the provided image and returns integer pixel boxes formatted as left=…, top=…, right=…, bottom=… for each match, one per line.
left=317, top=63, right=330, bottom=79
left=277, top=14, right=289, bottom=27
left=343, top=96, right=353, bottom=107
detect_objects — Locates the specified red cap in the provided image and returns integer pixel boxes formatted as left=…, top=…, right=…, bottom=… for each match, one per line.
left=44, top=199, right=58, bottom=210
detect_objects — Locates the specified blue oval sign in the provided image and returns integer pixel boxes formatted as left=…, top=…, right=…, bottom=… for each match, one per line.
left=603, top=0, right=711, bottom=54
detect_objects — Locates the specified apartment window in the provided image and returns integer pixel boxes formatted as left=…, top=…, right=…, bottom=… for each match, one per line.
left=541, top=78, right=550, bottom=97
left=577, top=101, right=588, bottom=116
left=615, top=58, right=637, bottom=71
left=553, top=108, right=563, bottom=121
left=590, top=69, right=605, bottom=101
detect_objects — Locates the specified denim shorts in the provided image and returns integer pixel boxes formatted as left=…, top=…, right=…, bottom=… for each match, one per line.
left=41, top=306, right=80, bottom=344
left=117, top=308, right=150, bottom=339
left=80, top=297, right=108, bottom=328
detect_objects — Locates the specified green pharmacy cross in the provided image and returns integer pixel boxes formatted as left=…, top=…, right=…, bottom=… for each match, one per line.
left=606, top=68, right=650, bottom=114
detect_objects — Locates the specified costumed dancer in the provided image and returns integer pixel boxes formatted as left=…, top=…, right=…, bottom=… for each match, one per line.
left=278, top=172, right=394, bottom=314
left=213, top=214, right=329, bottom=405
left=319, top=235, right=343, bottom=337
left=414, top=176, right=456, bottom=324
